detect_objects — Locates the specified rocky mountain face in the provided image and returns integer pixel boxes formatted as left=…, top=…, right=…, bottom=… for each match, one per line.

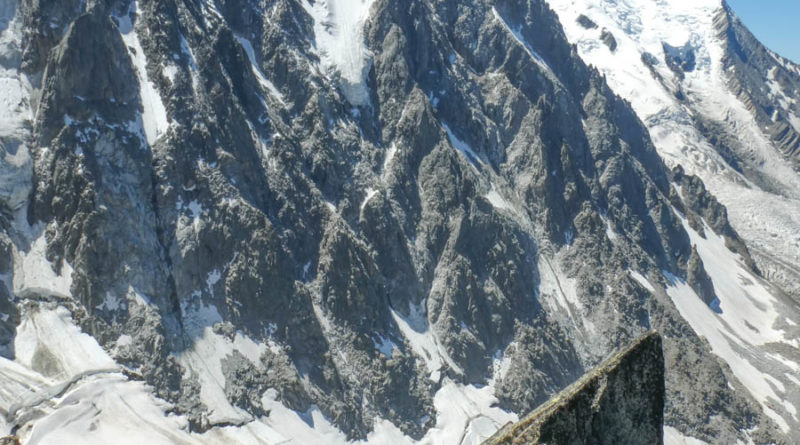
left=546, top=0, right=800, bottom=442
left=714, top=4, right=800, bottom=171
left=707, top=3, right=800, bottom=300
left=486, top=331, right=664, bottom=445
left=0, top=0, right=796, bottom=444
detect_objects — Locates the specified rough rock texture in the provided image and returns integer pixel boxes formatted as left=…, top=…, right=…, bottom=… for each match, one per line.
left=707, top=2, right=800, bottom=303
left=714, top=3, right=800, bottom=169
left=687, top=246, right=716, bottom=307
left=576, top=14, right=596, bottom=29
left=0, top=0, right=792, bottom=443
left=539, top=2, right=800, bottom=438
left=0, top=228, right=17, bottom=358
left=0, top=436, right=20, bottom=445
left=600, top=29, right=616, bottom=52
left=671, top=165, right=757, bottom=271
left=485, top=332, right=664, bottom=445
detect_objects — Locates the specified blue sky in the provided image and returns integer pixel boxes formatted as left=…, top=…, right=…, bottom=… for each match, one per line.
left=727, top=0, right=800, bottom=62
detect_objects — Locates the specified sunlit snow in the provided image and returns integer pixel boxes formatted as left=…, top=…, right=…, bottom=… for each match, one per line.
left=665, top=210, right=800, bottom=432
left=663, top=426, right=712, bottom=445
left=546, top=0, right=800, bottom=432
left=13, top=230, right=74, bottom=300
left=0, top=1, right=33, bottom=212
left=302, top=0, right=376, bottom=106
left=546, top=0, right=800, bottom=299
left=390, top=302, right=463, bottom=381
left=234, top=35, right=286, bottom=105
left=116, top=1, right=169, bottom=145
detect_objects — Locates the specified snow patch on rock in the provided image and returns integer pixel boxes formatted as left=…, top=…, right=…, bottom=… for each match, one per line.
left=360, top=187, right=378, bottom=213
left=258, top=378, right=516, bottom=445
left=547, top=0, right=800, bottom=332
left=491, top=6, right=555, bottom=76
left=303, top=0, right=376, bottom=106
left=391, top=302, right=463, bottom=381
left=443, top=123, right=483, bottom=170
left=665, top=211, right=800, bottom=432
left=13, top=229, right=74, bottom=299
left=175, top=300, right=266, bottom=426
left=629, top=270, right=655, bottom=293
left=14, top=305, right=116, bottom=378
left=116, top=2, right=169, bottom=145
left=234, top=35, right=285, bottom=105
left=371, top=333, right=396, bottom=359
left=664, top=426, right=711, bottom=445
left=485, top=185, right=514, bottom=212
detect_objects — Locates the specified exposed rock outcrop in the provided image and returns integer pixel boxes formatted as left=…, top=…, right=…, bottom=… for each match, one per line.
left=600, top=29, right=617, bottom=52
left=485, top=332, right=664, bottom=445
left=0, top=0, right=791, bottom=443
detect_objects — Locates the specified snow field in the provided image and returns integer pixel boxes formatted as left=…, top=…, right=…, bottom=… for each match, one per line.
left=546, top=0, right=800, bottom=432
left=302, top=0, right=376, bottom=106
left=13, top=230, right=74, bottom=300
left=662, top=211, right=800, bottom=432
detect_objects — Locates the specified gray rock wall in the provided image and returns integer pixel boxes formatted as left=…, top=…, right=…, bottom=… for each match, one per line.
left=0, top=0, right=787, bottom=442
left=485, top=332, right=664, bottom=445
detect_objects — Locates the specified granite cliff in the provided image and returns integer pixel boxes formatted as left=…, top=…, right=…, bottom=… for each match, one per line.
left=0, top=0, right=796, bottom=443
left=485, top=332, right=664, bottom=445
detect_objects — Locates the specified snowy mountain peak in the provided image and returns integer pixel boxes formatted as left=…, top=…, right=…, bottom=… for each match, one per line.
left=548, top=0, right=800, bottom=439
left=0, top=0, right=799, bottom=444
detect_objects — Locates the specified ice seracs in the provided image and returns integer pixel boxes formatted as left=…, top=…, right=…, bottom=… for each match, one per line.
left=3, top=0, right=799, bottom=442
left=546, top=0, right=800, bottom=277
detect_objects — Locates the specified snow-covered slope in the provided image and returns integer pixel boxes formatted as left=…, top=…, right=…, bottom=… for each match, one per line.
left=302, top=0, right=376, bottom=106
left=0, top=299, right=516, bottom=445
left=1, top=0, right=799, bottom=443
left=546, top=0, right=800, bottom=279
left=0, top=300, right=283, bottom=445
left=546, top=0, right=800, bottom=439
left=0, top=0, right=32, bottom=212
left=115, top=1, right=169, bottom=146
left=664, top=210, right=800, bottom=432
